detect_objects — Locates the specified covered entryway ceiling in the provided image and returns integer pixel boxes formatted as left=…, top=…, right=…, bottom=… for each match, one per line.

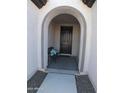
left=52, top=14, right=79, bottom=24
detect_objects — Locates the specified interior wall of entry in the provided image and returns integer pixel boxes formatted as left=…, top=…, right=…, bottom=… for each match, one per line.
left=48, top=14, right=80, bottom=58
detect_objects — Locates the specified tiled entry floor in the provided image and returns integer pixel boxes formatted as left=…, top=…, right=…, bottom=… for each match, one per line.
left=37, top=73, right=77, bottom=93
left=48, top=56, right=78, bottom=71
left=75, top=75, right=96, bottom=93
left=27, top=71, right=96, bottom=93
left=27, top=71, right=47, bottom=93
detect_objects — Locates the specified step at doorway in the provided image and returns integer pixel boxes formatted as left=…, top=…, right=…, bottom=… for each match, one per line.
left=47, top=55, right=78, bottom=71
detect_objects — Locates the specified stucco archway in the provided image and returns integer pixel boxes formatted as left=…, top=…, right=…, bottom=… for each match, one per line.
left=41, top=6, right=86, bottom=73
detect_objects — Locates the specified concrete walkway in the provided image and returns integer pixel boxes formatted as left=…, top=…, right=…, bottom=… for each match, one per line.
left=37, top=73, right=77, bottom=93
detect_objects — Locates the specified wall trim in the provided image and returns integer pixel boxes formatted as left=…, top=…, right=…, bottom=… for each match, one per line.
left=79, top=72, right=87, bottom=75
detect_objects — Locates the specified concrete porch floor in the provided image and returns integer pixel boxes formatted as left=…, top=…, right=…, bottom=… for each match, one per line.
left=37, top=73, right=77, bottom=93
left=47, top=56, right=78, bottom=71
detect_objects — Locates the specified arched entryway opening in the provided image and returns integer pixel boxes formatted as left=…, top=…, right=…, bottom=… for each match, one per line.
left=47, top=14, right=80, bottom=71
left=41, top=6, right=86, bottom=73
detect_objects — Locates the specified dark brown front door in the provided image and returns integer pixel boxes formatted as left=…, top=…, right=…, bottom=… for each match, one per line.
left=60, top=26, right=73, bottom=54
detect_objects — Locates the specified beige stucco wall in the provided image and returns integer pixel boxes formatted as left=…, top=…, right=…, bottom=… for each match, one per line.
left=48, top=22, right=54, bottom=47
left=48, top=22, right=80, bottom=57
left=88, top=2, right=97, bottom=91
